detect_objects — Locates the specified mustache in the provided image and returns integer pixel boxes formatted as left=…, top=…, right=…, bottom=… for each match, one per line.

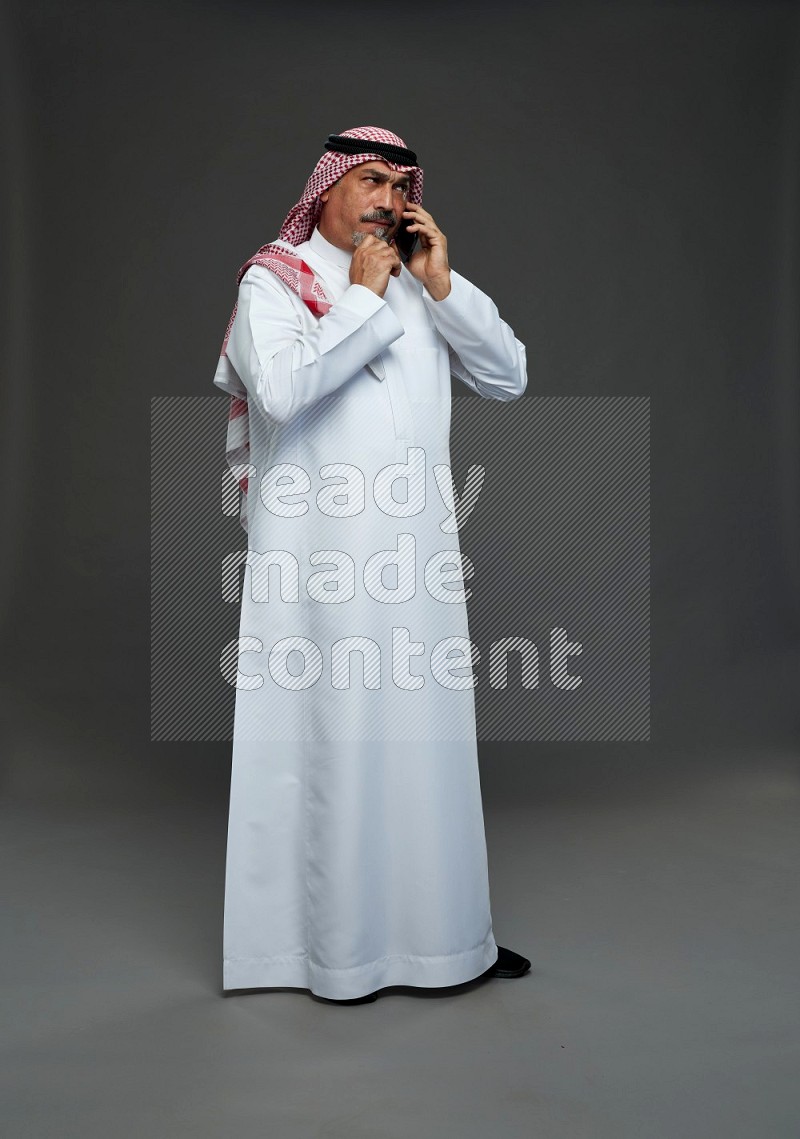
left=361, top=211, right=395, bottom=225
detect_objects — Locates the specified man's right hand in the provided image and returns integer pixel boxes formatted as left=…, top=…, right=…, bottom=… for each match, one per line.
left=349, top=235, right=402, bottom=297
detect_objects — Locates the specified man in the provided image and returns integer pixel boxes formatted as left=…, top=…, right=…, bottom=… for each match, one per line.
left=213, top=126, right=530, bottom=1003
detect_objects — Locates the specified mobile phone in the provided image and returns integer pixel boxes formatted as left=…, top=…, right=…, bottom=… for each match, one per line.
left=393, top=218, right=419, bottom=264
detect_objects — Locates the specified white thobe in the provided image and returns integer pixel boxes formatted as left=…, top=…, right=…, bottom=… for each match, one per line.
left=213, top=225, right=527, bottom=998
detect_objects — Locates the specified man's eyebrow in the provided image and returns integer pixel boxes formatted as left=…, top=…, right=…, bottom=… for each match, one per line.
left=360, top=168, right=411, bottom=186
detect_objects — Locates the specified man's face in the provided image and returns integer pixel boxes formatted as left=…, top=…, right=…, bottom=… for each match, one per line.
left=318, top=161, right=411, bottom=251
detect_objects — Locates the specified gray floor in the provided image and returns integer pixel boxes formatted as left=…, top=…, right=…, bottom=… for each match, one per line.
left=2, top=693, right=799, bottom=1137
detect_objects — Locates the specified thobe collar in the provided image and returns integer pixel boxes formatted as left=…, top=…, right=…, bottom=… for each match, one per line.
left=308, top=225, right=355, bottom=269
left=307, top=225, right=388, bottom=384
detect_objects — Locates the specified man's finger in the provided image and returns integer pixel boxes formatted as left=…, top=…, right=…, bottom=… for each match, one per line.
left=356, top=234, right=382, bottom=251
left=403, top=205, right=434, bottom=223
left=357, top=234, right=396, bottom=255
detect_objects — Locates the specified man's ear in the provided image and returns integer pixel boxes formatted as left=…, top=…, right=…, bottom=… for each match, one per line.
left=320, top=177, right=340, bottom=204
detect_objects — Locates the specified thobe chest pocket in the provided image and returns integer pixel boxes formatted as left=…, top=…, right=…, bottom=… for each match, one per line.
left=390, top=325, right=448, bottom=403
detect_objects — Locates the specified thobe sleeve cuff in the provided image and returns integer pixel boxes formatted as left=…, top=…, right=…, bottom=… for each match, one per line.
left=421, top=270, right=485, bottom=329
left=331, top=284, right=405, bottom=359
left=336, top=283, right=402, bottom=328
left=421, top=270, right=528, bottom=401
left=421, top=270, right=467, bottom=309
left=227, top=268, right=408, bottom=426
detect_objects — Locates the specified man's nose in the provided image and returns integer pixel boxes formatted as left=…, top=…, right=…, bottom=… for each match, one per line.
left=376, top=183, right=395, bottom=212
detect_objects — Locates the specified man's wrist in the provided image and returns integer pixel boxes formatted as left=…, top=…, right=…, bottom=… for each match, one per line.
left=423, top=271, right=452, bottom=301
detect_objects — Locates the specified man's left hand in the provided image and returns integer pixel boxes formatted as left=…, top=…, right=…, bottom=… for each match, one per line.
left=398, top=204, right=451, bottom=300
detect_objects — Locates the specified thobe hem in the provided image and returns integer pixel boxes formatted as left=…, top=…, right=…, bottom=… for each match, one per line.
left=222, top=932, right=499, bottom=999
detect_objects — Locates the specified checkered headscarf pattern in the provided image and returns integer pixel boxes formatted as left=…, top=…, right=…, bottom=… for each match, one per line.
left=217, top=126, right=423, bottom=533
left=277, top=125, right=423, bottom=245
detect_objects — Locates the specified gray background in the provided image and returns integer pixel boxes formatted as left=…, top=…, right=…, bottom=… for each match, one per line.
left=2, top=1, right=799, bottom=1136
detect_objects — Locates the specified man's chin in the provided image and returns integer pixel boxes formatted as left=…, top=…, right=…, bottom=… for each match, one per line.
left=353, top=225, right=394, bottom=245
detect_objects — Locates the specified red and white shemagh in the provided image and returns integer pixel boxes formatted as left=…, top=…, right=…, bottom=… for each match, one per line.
left=217, top=126, right=424, bottom=532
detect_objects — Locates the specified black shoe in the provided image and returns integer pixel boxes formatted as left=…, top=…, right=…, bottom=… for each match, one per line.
left=316, top=992, right=378, bottom=1004
left=489, top=946, right=531, bottom=978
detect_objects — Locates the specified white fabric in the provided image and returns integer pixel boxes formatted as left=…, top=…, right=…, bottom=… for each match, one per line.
left=216, top=226, right=527, bottom=998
